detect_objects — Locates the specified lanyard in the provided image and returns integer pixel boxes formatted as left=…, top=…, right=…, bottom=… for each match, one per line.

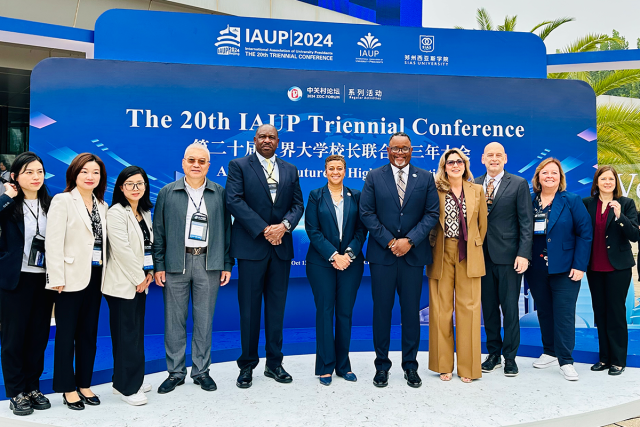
left=186, top=186, right=205, bottom=213
left=261, top=164, right=279, bottom=184
left=23, top=200, right=43, bottom=238
left=484, top=176, right=502, bottom=196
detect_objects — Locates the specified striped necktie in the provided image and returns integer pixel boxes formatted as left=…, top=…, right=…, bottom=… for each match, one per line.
left=486, top=178, right=495, bottom=212
left=397, top=169, right=406, bottom=206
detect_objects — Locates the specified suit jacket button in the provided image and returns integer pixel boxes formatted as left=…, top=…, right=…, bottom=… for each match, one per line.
left=401, top=213, right=403, bottom=216
left=606, top=235, right=608, bottom=238
left=607, top=246, right=611, bottom=249
left=547, top=238, right=551, bottom=242
left=621, top=223, right=624, bottom=227
left=398, top=230, right=401, bottom=233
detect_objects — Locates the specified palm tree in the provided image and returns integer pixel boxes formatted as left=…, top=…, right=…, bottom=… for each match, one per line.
left=595, top=103, right=640, bottom=166
left=455, top=8, right=574, bottom=41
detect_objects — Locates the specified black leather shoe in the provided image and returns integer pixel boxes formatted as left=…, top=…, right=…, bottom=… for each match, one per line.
left=157, top=375, right=185, bottom=394
left=373, top=370, right=389, bottom=388
left=10, top=393, right=34, bottom=416
left=404, top=369, right=422, bottom=388
left=591, top=361, right=611, bottom=371
left=264, top=365, right=293, bottom=383
left=27, top=390, right=51, bottom=410
left=62, top=393, right=84, bottom=411
left=609, top=365, right=625, bottom=376
left=77, top=389, right=100, bottom=406
left=504, top=359, right=519, bottom=377
left=481, top=354, right=502, bottom=373
left=236, top=367, right=253, bottom=389
left=193, top=373, right=217, bottom=391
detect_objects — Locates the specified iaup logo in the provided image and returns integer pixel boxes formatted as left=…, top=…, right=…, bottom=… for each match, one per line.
left=358, top=33, right=381, bottom=58
left=420, top=35, right=434, bottom=53
left=216, top=25, right=241, bottom=56
left=288, top=86, right=303, bottom=102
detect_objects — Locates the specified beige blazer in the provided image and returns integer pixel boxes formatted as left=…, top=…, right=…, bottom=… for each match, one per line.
left=103, top=204, right=153, bottom=299
left=45, top=188, right=108, bottom=292
left=427, top=180, right=488, bottom=280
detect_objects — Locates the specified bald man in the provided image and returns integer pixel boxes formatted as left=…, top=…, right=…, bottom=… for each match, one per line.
left=474, top=142, right=533, bottom=377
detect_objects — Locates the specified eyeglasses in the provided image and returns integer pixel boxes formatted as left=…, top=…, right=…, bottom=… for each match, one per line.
left=446, top=159, right=465, bottom=166
left=184, top=158, right=208, bottom=165
left=257, top=135, right=278, bottom=141
left=123, top=181, right=146, bottom=191
left=389, top=146, right=411, bottom=153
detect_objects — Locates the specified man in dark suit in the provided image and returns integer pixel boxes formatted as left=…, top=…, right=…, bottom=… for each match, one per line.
left=225, top=124, right=304, bottom=388
left=359, top=132, right=439, bottom=388
left=474, top=142, right=533, bottom=377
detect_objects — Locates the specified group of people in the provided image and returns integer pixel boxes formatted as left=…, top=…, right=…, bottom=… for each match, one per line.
left=0, top=125, right=637, bottom=417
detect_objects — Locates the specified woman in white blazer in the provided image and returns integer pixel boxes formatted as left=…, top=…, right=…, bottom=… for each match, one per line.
left=104, top=166, right=154, bottom=406
left=45, top=153, right=108, bottom=410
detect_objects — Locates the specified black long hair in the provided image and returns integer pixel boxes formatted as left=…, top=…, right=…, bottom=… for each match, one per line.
left=111, top=166, right=153, bottom=212
left=9, top=152, right=52, bottom=221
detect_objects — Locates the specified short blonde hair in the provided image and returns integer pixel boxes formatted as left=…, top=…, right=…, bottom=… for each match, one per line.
left=434, top=148, right=474, bottom=192
left=531, top=158, right=566, bottom=193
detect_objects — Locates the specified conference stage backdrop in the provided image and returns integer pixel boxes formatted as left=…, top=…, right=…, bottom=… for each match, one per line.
left=30, top=58, right=596, bottom=280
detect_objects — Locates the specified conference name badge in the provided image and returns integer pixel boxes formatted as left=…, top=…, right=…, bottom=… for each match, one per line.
left=92, top=239, right=103, bottom=266
left=189, top=212, right=209, bottom=241
left=534, top=213, right=547, bottom=235
left=143, top=244, right=154, bottom=271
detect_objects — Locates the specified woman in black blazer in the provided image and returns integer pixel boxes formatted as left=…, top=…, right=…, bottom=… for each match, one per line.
left=305, top=155, right=367, bottom=386
left=0, top=152, right=54, bottom=416
left=583, top=165, right=639, bottom=375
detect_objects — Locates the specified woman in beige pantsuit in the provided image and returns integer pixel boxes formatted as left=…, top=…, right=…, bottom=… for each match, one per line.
left=427, top=148, right=487, bottom=383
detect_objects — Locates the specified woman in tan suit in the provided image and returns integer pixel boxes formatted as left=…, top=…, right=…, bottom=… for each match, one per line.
left=427, top=148, right=487, bottom=383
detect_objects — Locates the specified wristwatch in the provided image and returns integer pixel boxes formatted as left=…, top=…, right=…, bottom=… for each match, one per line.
left=345, top=248, right=356, bottom=261
left=282, top=219, right=291, bottom=232
left=407, top=238, right=415, bottom=247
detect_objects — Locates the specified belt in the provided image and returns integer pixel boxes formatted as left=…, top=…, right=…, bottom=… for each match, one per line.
left=186, top=247, right=207, bottom=255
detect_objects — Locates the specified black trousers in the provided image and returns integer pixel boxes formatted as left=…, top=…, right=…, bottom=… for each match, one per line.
left=307, top=260, right=364, bottom=376
left=237, top=248, right=291, bottom=371
left=0, top=273, right=54, bottom=398
left=106, top=292, right=146, bottom=396
left=370, top=258, right=423, bottom=371
left=525, top=268, right=580, bottom=366
left=586, top=268, right=631, bottom=367
left=53, top=267, right=103, bottom=393
left=481, top=252, right=522, bottom=360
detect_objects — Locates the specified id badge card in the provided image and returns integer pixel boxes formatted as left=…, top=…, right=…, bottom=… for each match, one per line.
left=28, top=236, right=46, bottom=268
left=189, top=213, right=208, bottom=241
left=534, top=212, right=547, bottom=235
left=92, top=239, right=103, bottom=266
left=143, top=244, right=154, bottom=271
left=268, top=182, right=278, bottom=201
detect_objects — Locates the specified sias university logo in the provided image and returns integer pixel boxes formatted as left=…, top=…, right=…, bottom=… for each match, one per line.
left=288, top=87, right=303, bottom=101
left=420, top=35, right=434, bottom=53
left=358, top=33, right=381, bottom=58
left=216, top=25, right=240, bottom=56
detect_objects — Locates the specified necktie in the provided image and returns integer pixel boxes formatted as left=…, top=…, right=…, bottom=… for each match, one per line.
left=397, top=169, right=406, bottom=206
left=486, top=178, right=495, bottom=210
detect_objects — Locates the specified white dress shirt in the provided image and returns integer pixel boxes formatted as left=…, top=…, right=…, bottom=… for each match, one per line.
left=255, top=151, right=280, bottom=201
left=483, top=170, right=505, bottom=196
left=184, top=178, right=208, bottom=247
left=332, top=188, right=344, bottom=242
left=22, top=199, right=47, bottom=273
left=390, top=164, right=411, bottom=187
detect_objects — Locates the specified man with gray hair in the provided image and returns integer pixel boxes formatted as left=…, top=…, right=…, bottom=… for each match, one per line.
left=153, top=142, right=233, bottom=393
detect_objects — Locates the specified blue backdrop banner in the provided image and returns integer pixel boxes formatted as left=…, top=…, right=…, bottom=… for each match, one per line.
left=93, top=10, right=547, bottom=78
left=30, top=58, right=596, bottom=279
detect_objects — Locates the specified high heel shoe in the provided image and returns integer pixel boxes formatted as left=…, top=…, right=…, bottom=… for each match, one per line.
left=77, top=389, right=101, bottom=406
left=63, top=393, right=85, bottom=411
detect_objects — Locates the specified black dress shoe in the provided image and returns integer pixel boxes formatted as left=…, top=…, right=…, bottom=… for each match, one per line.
left=504, top=359, right=519, bottom=377
left=404, top=369, right=422, bottom=388
left=591, top=361, right=611, bottom=371
left=27, top=390, right=51, bottom=410
left=193, top=373, right=217, bottom=391
left=62, top=393, right=85, bottom=411
left=264, top=365, right=293, bottom=383
left=10, top=393, right=34, bottom=416
left=481, top=354, right=502, bottom=373
left=609, top=365, right=625, bottom=376
left=373, top=370, right=389, bottom=388
left=158, top=375, right=186, bottom=394
left=236, top=367, right=253, bottom=389
left=77, top=389, right=100, bottom=406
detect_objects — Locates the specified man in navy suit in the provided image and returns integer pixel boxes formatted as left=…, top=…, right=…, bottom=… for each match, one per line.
left=225, top=124, right=304, bottom=388
left=360, top=132, right=440, bottom=388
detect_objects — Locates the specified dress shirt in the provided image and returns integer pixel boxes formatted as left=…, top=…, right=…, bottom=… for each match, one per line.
left=184, top=178, right=208, bottom=247
left=21, top=199, right=47, bottom=273
left=390, top=164, right=411, bottom=187
left=332, top=188, right=344, bottom=241
left=255, top=151, right=280, bottom=201
left=483, top=170, right=504, bottom=196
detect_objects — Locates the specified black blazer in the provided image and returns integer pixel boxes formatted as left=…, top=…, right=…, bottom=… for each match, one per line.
left=305, top=185, right=368, bottom=266
left=474, top=171, right=533, bottom=264
left=0, top=194, right=25, bottom=290
left=226, top=153, right=304, bottom=261
left=583, top=196, right=639, bottom=270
